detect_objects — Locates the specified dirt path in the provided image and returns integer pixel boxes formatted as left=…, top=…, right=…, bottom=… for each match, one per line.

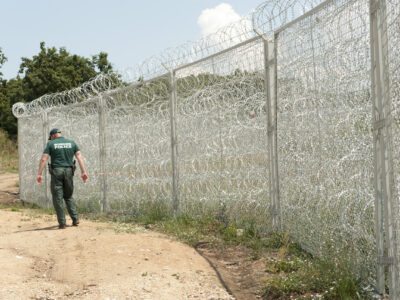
left=0, top=174, right=234, bottom=300
left=0, top=173, right=19, bottom=193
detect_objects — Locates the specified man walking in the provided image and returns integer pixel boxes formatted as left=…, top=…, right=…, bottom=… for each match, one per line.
left=36, top=128, right=88, bottom=229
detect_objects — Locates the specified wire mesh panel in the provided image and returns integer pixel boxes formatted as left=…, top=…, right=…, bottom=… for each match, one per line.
left=103, top=77, right=173, bottom=214
left=17, top=115, right=47, bottom=207
left=276, top=0, right=375, bottom=279
left=174, top=38, right=271, bottom=227
left=387, top=0, right=400, bottom=294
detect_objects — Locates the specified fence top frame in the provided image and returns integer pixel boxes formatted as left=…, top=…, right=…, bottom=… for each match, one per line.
left=172, top=0, right=344, bottom=78
left=173, top=35, right=263, bottom=73
left=274, top=0, right=337, bottom=35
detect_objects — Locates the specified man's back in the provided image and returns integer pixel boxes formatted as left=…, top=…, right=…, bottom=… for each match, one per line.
left=44, top=137, right=80, bottom=167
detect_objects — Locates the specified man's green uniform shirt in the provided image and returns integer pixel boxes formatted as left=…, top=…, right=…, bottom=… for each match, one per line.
left=44, top=137, right=80, bottom=167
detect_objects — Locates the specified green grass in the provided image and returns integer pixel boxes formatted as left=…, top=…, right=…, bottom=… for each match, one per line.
left=76, top=197, right=101, bottom=214
left=262, top=255, right=361, bottom=299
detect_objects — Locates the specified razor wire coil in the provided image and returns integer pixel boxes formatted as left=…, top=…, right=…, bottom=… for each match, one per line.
left=13, top=0, right=400, bottom=292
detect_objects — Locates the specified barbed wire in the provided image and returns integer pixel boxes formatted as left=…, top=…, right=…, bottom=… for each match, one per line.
left=12, top=0, right=400, bottom=292
left=276, top=0, right=375, bottom=278
left=252, top=0, right=325, bottom=35
left=12, top=1, right=331, bottom=117
left=12, top=73, right=121, bottom=118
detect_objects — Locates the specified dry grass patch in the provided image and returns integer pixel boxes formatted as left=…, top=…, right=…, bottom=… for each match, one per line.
left=0, top=129, right=18, bottom=173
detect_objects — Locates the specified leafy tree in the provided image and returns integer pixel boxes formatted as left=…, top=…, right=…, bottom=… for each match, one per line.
left=0, top=42, right=115, bottom=138
left=92, top=52, right=113, bottom=73
left=19, top=42, right=114, bottom=101
left=0, top=77, right=24, bottom=137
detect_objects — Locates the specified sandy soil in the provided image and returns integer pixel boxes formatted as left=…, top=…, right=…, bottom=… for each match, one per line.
left=0, top=173, right=19, bottom=193
left=0, top=210, right=237, bottom=300
left=0, top=174, right=234, bottom=300
left=0, top=173, right=268, bottom=300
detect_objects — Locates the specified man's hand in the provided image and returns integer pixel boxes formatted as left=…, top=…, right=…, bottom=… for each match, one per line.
left=81, top=173, right=88, bottom=183
left=36, top=175, right=42, bottom=185
left=75, top=152, right=88, bottom=183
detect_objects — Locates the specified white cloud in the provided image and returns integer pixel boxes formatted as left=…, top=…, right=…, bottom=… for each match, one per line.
left=197, top=3, right=241, bottom=37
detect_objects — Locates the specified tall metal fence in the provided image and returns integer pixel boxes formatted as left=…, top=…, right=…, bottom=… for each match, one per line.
left=12, top=0, right=400, bottom=297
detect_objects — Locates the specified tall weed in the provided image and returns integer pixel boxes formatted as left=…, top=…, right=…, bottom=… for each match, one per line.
left=0, top=129, right=18, bottom=173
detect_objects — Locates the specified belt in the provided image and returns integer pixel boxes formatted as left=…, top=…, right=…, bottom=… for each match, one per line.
left=51, top=165, right=73, bottom=168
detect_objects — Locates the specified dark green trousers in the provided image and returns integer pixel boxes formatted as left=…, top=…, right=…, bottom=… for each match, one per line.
left=50, top=167, right=78, bottom=226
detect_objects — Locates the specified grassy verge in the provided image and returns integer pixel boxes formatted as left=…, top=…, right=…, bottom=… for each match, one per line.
left=78, top=203, right=365, bottom=300
left=152, top=216, right=364, bottom=299
left=261, top=248, right=362, bottom=299
left=0, top=201, right=50, bottom=212
left=1, top=198, right=366, bottom=299
left=0, top=129, right=18, bottom=173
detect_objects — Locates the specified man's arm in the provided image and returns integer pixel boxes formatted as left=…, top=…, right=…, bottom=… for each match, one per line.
left=36, top=154, right=49, bottom=184
left=75, top=151, right=88, bottom=183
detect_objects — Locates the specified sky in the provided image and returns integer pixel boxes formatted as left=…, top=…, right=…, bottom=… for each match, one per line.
left=0, top=0, right=265, bottom=80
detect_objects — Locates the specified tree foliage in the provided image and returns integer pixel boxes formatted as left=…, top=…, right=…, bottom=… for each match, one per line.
left=0, top=42, right=114, bottom=138
left=0, top=47, right=7, bottom=79
left=0, top=78, right=24, bottom=137
left=19, top=42, right=112, bottom=101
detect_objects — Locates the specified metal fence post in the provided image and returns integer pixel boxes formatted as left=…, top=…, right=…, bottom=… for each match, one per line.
left=369, top=0, right=400, bottom=297
left=98, top=96, right=107, bottom=213
left=17, top=118, right=23, bottom=201
left=256, top=30, right=281, bottom=231
left=41, top=110, right=50, bottom=208
left=168, top=70, right=179, bottom=214
left=272, top=34, right=281, bottom=232
left=160, top=63, right=180, bottom=214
